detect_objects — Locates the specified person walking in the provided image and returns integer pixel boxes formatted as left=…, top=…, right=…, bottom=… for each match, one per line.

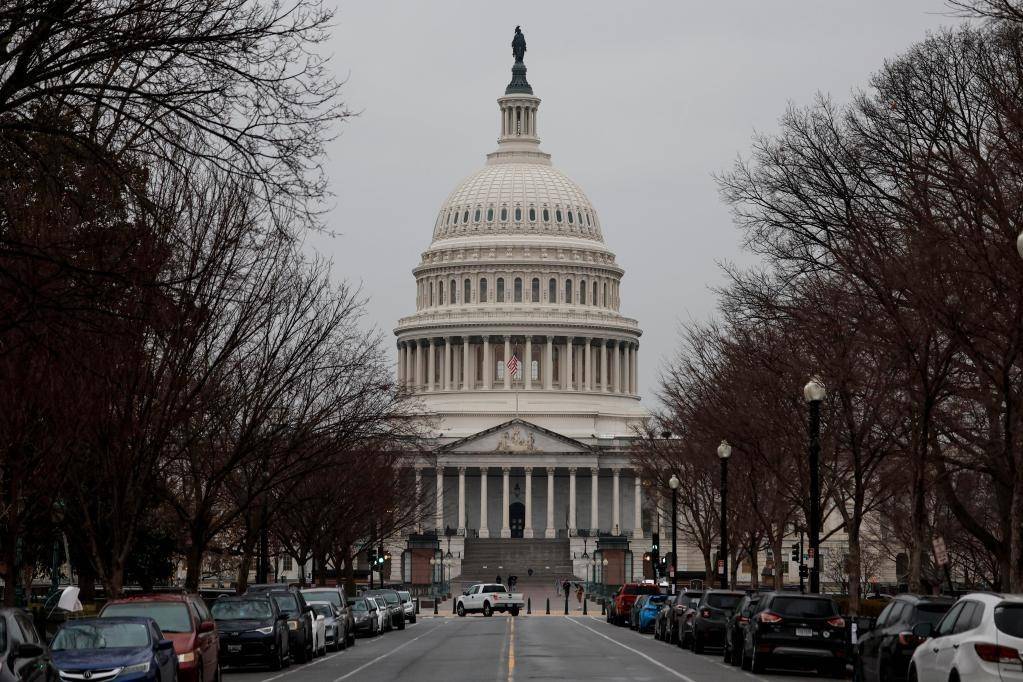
left=576, top=584, right=584, bottom=605
left=496, top=574, right=502, bottom=585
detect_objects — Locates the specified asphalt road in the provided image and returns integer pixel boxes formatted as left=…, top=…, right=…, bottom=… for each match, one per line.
left=221, top=615, right=847, bottom=682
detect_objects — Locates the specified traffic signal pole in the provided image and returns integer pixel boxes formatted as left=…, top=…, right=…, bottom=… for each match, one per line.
left=799, top=530, right=805, bottom=594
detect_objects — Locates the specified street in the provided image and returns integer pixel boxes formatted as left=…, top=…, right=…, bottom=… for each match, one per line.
left=222, top=614, right=846, bottom=682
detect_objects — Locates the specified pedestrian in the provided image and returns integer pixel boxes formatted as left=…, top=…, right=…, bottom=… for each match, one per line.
left=576, top=584, right=583, bottom=605
left=496, top=574, right=502, bottom=585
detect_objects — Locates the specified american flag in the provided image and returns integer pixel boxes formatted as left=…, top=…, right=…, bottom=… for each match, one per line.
left=506, top=354, right=521, bottom=378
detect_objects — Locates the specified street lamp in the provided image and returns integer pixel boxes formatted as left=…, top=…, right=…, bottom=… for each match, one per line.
left=717, top=440, right=732, bottom=589
left=601, top=557, right=609, bottom=592
left=668, top=473, right=680, bottom=595
left=803, top=376, right=826, bottom=594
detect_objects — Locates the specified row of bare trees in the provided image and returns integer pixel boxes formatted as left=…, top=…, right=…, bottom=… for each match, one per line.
left=0, top=0, right=429, bottom=603
left=634, top=0, right=1023, bottom=612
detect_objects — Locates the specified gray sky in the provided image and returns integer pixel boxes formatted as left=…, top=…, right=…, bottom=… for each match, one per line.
left=310, top=1, right=967, bottom=405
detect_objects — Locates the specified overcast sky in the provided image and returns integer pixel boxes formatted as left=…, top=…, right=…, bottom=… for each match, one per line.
left=310, top=1, right=968, bottom=405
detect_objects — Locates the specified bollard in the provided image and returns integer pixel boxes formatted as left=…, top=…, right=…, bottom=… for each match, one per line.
left=433, top=599, right=438, bottom=615
left=415, top=598, right=420, bottom=615
left=545, top=598, right=550, bottom=615
left=452, top=596, right=457, bottom=614
left=527, top=598, right=531, bottom=614
left=601, top=599, right=606, bottom=615
left=583, top=598, right=587, bottom=615
left=564, top=592, right=569, bottom=615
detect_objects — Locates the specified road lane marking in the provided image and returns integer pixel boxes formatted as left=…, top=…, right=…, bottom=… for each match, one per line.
left=508, top=616, right=516, bottom=682
left=331, top=620, right=449, bottom=681
left=565, top=617, right=698, bottom=682
left=259, top=648, right=346, bottom=682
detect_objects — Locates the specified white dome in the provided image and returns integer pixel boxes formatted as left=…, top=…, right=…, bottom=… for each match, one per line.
left=432, top=163, right=603, bottom=244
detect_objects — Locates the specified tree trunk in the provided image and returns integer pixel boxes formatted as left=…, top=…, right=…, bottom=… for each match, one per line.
left=908, top=409, right=932, bottom=593
left=702, top=548, right=713, bottom=586
left=184, top=539, right=205, bottom=593
left=78, top=561, right=96, bottom=605
left=750, top=545, right=760, bottom=590
left=847, top=526, right=862, bottom=615
left=315, top=550, right=328, bottom=586
left=773, top=534, right=784, bottom=590
left=342, top=545, right=356, bottom=596
left=237, top=543, right=255, bottom=594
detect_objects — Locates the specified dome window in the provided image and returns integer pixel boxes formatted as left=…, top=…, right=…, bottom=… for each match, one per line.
left=580, top=280, right=586, bottom=304
left=514, top=277, right=522, bottom=303
left=487, top=207, right=494, bottom=222
left=450, top=279, right=457, bottom=304
left=515, top=207, right=522, bottom=221
left=480, top=278, right=488, bottom=303
left=542, top=208, right=550, bottom=222
left=447, top=211, right=453, bottom=225
left=567, top=211, right=574, bottom=224
left=464, top=279, right=472, bottom=303
left=592, top=281, right=598, bottom=305
left=529, top=207, right=536, bottom=221
left=452, top=211, right=458, bottom=225
left=463, top=210, right=469, bottom=223
left=437, top=281, right=444, bottom=305
left=586, top=212, right=592, bottom=227
left=603, top=282, right=608, bottom=307
left=474, top=208, right=481, bottom=222
left=555, top=209, right=563, bottom=223
left=531, top=278, right=540, bottom=303
left=548, top=278, right=557, bottom=303
left=500, top=207, right=508, bottom=221
left=496, top=278, right=505, bottom=303
left=565, top=279, right=573, bottom=303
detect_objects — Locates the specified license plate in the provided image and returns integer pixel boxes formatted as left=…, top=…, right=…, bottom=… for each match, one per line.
left=796, top=628, right=814, bottom=637
left=228, top=644, right=242, bottom=653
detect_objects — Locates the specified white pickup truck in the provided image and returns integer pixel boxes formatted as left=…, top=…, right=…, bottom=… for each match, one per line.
left=455, top=583, right=525, bottom=617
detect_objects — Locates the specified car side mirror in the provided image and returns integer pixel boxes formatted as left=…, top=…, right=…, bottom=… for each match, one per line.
left=157, top=639, right=175, bottom=652
left=912, top=622, right=934, bottom=639
left=198, top=621, right=216, bottom=633
left=15, top=642, right=45, bottom=659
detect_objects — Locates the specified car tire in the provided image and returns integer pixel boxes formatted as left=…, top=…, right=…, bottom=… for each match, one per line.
left=731, top=639, right=742, bottom=666
left=398, top=617, right=406, bottom=630
left=908, top=665, right=918, bottom=682
left=483, top=602, right=493, bottom=617
left=830, top=661, right=847, bottom=679
left=741, top=644, right=751, bottom=671
left=457, top=603, right=466, bottom=617
left=348, top=626, right=356, bottom=646
left=693, top=631, right=704, bottom=654
left=751, top=647, right=767, bottom=674
left=510, top=607, right=520, bottom=617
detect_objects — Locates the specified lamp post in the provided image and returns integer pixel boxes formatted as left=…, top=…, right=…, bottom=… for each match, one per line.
left=668, top=473, right=680, bottom=595
left=601, top=557, right=609, bottom=593
left=717, top=440, right=732, bottom=589
left=803, top=376, right=826, bottom=594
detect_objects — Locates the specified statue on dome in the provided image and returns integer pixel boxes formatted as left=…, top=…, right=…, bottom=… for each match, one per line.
left=512, top=26, right=526, bottom=63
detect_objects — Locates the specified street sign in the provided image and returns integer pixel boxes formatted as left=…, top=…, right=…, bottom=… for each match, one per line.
left=717, top=559, right=724, bottom=571
left=933, top=536, right=949, bottom=567
left=806, top=548, right=816, bottom=568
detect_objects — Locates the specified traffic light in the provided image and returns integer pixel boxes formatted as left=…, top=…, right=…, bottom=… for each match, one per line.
left=790, top=544, right=800, bottom=563
left=367, top=549, right=377, bottom=567
left=651, top=532, right=660, bottom=555
left=799, top=565, right=809, bottom=579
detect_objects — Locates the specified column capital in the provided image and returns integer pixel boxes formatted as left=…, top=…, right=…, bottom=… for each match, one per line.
left=502, top=466, right=511, bottom=474
left=547, top=335, right=555, bottom=342
left=546, top=467, right=555, bottom=476
left=524, top=466, right=533, bottom=475
left=479, top=466, right=489, bottom=474
left=584, top=336, right=593, bottom=342
left=590, top=467, right=599, bottom=476
left=568, top=467, right=577, bottom=475
left=462, top=334, right=470, bottom=342
left=458, top=466, right=466, bottom=474
left=612, top=466, right=622, bottom=475
left=444, top=335, right=452, bottom=342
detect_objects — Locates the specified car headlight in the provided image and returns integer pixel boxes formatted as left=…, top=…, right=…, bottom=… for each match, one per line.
left=255, top=626, right=274, bottom=635
left=121, top=661, right=151, bottom=674
left=288, top=620, right=299, bottom=630
left=177, top=652, right=196, bottom=663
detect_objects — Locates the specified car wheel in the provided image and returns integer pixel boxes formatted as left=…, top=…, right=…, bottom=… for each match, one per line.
left=348, top=626, right=356, bottom=646
left=398, top=616, right=406, bottom=630
left=731, top=639, right=742, bottom=666
left=693, top=631, right=704, bottom=654
left=214, top=663, right=223, bottom=682
left=510, top=606, right=520, bottom=617
left=483, top=602, right=493, bottom=617
left=830, top=661, right=848, bottom=678
left=741, top=644, right=751, bottom=671
left=751, top=646, right=767, bottom=674
left=457, top=603, right=466, bottom=617
left=908, top=665, right=918, bottom=682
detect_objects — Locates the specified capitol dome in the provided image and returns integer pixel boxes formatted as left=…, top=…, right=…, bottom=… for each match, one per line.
left=394, top=42, right=646, bottom=440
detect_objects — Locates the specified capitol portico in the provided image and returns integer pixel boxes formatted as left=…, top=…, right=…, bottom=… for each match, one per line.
left=389, top=29, right=653, bottom=588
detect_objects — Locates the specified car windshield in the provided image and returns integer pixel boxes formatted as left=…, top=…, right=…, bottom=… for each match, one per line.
left=303, top=590, right=341, bottom=608
left=707, top=594, right=743, bottom=610
left=377, top=592, right=399, bottom=605
left=311, top=605, right=332, bottom=618
left=771, top=597, right=837, bottom=618
left=102, top=603, right=192, bottom=633
left=272, top=594, right=299, bottom=615
left=916, top=604, right=952, bottom=624
left=52, top=622, right=150, bottom=651
left=995, top=604, right=1023, bottom=637
left=398, top=591, right=411, bottom=602
left=352, top=600, right=369, bottom=612
left=212, top=600, right=272, bottom=620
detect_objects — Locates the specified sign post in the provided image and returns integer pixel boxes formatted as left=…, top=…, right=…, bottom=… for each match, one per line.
left=933, top=536, right=952, bottom=594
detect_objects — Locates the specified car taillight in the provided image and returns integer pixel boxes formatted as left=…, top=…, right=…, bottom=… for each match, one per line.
left=759, top=611, right=783, bottom=624
left=897, top=631, right=922, bottom=647
left=827, top=616, right=846, bottom=628
left=738, top=615, right=749, bottom=624
left=700, top=609, right=711, bottom=618
left=974, top=643, right=1020, bottom=664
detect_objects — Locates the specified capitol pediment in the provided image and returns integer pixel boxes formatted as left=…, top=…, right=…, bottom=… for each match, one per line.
left=441, top=419, right=593, bottom=454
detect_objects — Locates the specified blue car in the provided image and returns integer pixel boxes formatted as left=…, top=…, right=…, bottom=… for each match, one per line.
left=637, top=594, right=670, bottom=633
left=50, top=617, right=178, bottom=681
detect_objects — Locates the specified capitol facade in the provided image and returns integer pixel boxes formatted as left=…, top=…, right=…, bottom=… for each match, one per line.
left=387, top=32, right=653, bottom=587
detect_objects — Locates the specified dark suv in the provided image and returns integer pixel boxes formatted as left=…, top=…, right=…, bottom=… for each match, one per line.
left=690, top=590, right=744, bottom=653
left=247, top=586, right=315, bottom=663
left=741, top=592, right=847, bottom=676
left=724, top=593, right=761, bottom=665
left=212, top=595, right=290, bottom=670
left=854, top=594, right=953, bottom=682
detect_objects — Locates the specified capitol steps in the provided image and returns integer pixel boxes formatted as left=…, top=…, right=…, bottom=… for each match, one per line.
left=456, top=538, right=576, bottom=583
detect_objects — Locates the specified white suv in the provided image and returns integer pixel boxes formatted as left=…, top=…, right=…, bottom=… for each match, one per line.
left=909, top=592, right=1023, bottom=682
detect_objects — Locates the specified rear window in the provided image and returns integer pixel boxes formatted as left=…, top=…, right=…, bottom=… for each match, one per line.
left=648, top=595, right=669, bottom=605
left=484, top=586, right=507, bottom=594
left=102, top=603, right=192, bottom=633
left=303, top=590, right=341, bottom=608
left=771, top=597, right=837, bottom=618
left=915, top=604, right=952, bottom=624
left=707, top=594, right=743, bottom=610
left=311, top=604, right=332, bottom=618
left=272, top=594, right=299, bottom=615
left=995, top=604, right=1023, bottom=637
left=212, top=600, right=272, bottom=620
left=637, top=585, right=661, bottom=595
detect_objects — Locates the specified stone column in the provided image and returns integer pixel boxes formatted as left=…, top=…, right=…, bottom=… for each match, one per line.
left=501, top=467, right=511, bottom=538
left=503, top=336, right=512, bottom=389
left=427, top=338, right=435, bottom=391
left=483, top=336, right=492, bottom=389
left=545, top=336, right=554, bottom=389
left=568, top=467, right=577, bottom=535
left=584, top=339, right=592, bottom=392
left=457, top=467, right=466, bottom=535
left=612, top=467, right=621, bottom=536
left=406, top=343, right=415, bottom=390
left=479, top=467, right=490, bottom=538
left=623, top=343, right=631, bottom=395
left=524, top=336, right=532, bottom=389
left=435, top=466, right=444, bottom=531
left=462, top=336, right=471, bottom=390
left=523, top=467, right=534, bottom=538
left=397, top=344, right=405, bottom=385
left=545, top=467, right=556, bottom=538
left=565, top=336, right=573, bottom=390
left=600, top=340, right=608, bottom=392
left=443, top=337, right=452, bottom=390
left=590, top=467, right=600, bottom=534
left=633, top=473, right=643, bottom=538
left=612, top=340, right=620, bottom=393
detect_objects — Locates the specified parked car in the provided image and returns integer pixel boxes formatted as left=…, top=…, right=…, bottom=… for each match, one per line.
left=455, top=584, right=524, bottom=618
left=364, top=589, right=407, bottom=628
left=724, top=594, right=761, bottom=666
left=908, top=592, right=1023, bottom=682
left=368, top=597, right=391, bottom=632
left=255, top=589, right=314, bottom=663
left=0, top=607, right=58, bottom=681
left=211, top=595, right=290, bottom=670
left=740, top=592, right=847, bottom=676
left=101, top=593, right=220, bottom=682
left=50, top=617, right=178, bottom=681
left=608, top=583, right=661, bottom=627
left=307, top=606, right=326, bottom=658
left=301, top=587, right=354, bottom=649
left=630, top=595, right=653, bottom=631
left=677, top=591, right=705, bottom=648
left=854, top=594, right=953, bottom=682
left=691, top=590, right=744, bottom=653
left=308, top=602, right=342, bottom=651
left=397, top=590, right=416, bottom=624
left=350, top=597, right=384, bottom=636
left=636, top=595, right=669, bottom=634
left=655, top=591, right=701, bottom=644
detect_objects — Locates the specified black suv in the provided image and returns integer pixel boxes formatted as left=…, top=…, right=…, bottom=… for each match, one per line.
left=724, top=593, right=761, bottom=666
left=362, top=589, right=405, bottom=630
left=691, top=590, right=744, bottom=653
left=854, top=595, right=953, bottom=682
left=741, top=592, right=847, bottom=676
left=247, top=585, right=315, bottom=663
left=0, top=608, right=57, bottom=681
left=212, top=595, right=291, bottom=670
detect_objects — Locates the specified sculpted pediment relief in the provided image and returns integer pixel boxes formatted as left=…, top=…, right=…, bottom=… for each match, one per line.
left=443, top=419, right=592, bottom=454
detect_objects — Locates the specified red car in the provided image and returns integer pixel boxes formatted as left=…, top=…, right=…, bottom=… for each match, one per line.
left=608, top=583, right=662, bottom=627
left=100, top=593, right=220, bottom=682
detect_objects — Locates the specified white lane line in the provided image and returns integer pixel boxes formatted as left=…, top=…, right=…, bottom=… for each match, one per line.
left=331, top=620, right=449, bottom=681
left=259, top=649, right=346, bottom=682
left=565, top=617, right=698, bottom=682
